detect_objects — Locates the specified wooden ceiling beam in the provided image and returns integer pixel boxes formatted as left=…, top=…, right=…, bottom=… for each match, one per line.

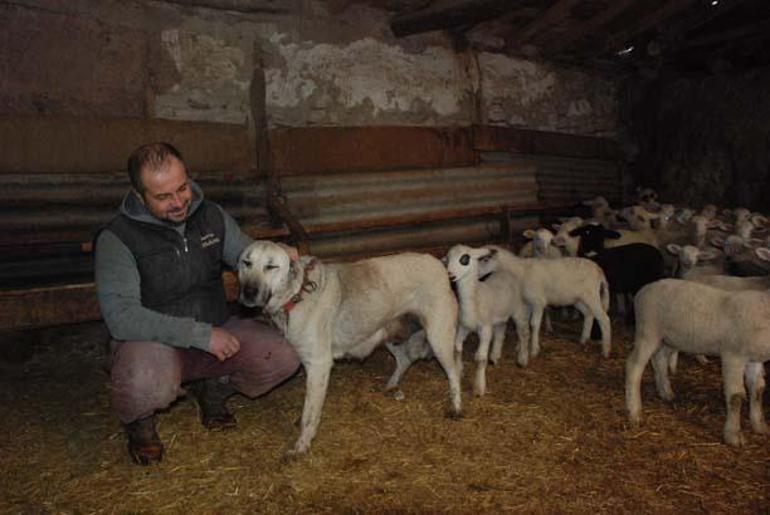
left=602, top=0, right=698, bottom=53
left=543, top=0, right=637, bottom=54
left=506, top=0, right=584, bottom=48
left=390, top=0, right=518, bottom=37
left=157, top=0, right=291, bottom=14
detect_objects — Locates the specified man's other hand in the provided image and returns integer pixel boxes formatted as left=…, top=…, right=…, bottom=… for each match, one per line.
left=208, top=327, right=241, bottom=361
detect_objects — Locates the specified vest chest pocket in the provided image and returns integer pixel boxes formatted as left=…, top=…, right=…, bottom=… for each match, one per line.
left=136, top=246, right=185, bottom=301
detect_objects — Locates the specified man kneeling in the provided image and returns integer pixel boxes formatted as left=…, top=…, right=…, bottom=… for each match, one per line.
left=94, top=142, right=300, bottom=465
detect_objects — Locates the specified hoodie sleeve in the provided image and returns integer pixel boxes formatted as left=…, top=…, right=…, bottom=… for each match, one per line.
left=218, top=205, right=254, bottom=269
left=94, top=230, right=212, bottom=350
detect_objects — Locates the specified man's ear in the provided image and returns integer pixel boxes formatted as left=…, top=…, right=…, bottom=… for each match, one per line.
left=132, top=188, right=146, bottom=205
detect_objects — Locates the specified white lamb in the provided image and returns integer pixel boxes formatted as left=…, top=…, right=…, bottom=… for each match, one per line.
left=444, top=244, right=525, bottom=396
left=476, top=245, right=611, bottom=366
left=626, top=279, right=770, bottom=447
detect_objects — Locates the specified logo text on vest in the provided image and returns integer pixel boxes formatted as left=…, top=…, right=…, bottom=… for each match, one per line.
left=201, top=233, right=221, bottom=248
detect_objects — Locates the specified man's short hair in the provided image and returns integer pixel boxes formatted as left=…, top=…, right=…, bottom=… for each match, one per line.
left=127, top=142, right=186, bottom=193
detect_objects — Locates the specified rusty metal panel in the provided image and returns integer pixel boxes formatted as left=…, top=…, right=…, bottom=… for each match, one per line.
left=473, top=125, right=620, bottom=160
left=306, top=215, right=540, bottom=260
left=0, top=115, right=254, bottom=174
left=0, top=171, right=280, bottom=247
left=280, top=163, right=539, bottom=233
left=529, top=155, right=623, bottom=205
left=270, top=126, right=476, bottom=176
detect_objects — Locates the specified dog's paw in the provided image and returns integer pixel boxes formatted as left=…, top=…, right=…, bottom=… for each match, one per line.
left=445, top=409, right=464, bottom=420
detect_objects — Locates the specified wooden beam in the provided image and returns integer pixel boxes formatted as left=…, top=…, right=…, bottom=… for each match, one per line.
left=544, top=0, right=637, bottom=54
left=157, top=0, right=291, bottom=14
left=602, top=0, right=699, bottom=54
left=507, top=0, right=585, bottom=48
left=391, top=0, right=517, bottom=37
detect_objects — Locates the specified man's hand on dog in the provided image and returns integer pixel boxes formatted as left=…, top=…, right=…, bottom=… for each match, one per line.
left=208, top=327, right=241, bottom=361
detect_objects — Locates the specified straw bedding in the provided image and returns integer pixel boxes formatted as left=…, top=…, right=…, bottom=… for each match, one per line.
left=1, top=317, right=768, bottom=513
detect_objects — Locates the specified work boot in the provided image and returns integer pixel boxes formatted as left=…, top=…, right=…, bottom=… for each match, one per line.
left=187, top=378, right=237, bottom=431
left=125, top=415, right=163, bottom=465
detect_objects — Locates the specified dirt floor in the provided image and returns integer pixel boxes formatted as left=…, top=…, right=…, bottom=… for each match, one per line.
left=1, top=317, right=769, bottom=514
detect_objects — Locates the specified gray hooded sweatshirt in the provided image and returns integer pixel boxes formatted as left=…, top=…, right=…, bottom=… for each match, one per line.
left=94, top=181, right=252, bottom=351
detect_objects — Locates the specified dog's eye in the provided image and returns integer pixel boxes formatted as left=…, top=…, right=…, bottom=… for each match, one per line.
left=241, top=259, right=252, bottom=269
left=264, top=264, right=279, bottom=271
left=460, top=254, right=470, bottom=266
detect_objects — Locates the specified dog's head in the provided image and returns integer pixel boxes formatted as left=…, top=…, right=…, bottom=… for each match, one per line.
left=237, top=241, right=299, bottom=310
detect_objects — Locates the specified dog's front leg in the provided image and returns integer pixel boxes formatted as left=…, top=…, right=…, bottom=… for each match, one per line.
left=288, top=357, right=333, bottom=456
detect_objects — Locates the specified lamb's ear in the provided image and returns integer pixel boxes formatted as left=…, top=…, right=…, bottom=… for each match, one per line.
left=522, top=229, right=536, bottom=240
left=710, top=220, right=729, bottom=230
left=753, top=225, right=769, bottom=236
left=746, top=238, right=763, bottom=249
left=604, top=229, right=622, bottom=239
left=751, top=214, right=768, bottom=226
left=440, top=255, right=448, bottom=266
left=755, top=247, right=770, bottom=262
left=666, top=243, right=682, bottom=256
left=710, top=236, right=725, bottom=249
left=699, top=248, right=720, bottom=261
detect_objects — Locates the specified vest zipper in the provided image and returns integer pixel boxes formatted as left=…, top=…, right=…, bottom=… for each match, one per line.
left=182, top=235, right=189, bottom=253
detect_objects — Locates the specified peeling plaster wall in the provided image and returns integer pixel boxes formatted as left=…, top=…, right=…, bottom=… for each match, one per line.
left=1, top=0, right=617, bottom=137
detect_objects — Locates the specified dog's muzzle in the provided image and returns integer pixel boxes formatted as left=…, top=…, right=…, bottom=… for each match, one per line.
left=239, top=283, right=269, bottom=308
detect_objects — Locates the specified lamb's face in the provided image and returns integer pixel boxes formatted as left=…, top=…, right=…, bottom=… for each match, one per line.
left=444, top=245, right=477, bottom=283
left=680, top=245, right=702, bottom=269
left=533, top=228, right=554, bottom=256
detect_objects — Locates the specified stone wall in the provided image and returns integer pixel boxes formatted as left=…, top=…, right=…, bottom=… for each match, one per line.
left=621, top=67, right=770, bottom=210
left=1, top=0, right=618, bottom=136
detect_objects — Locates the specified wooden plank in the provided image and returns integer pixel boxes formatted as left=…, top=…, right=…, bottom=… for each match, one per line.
left=298, top=201, right=577, bottom=235
left=270, top=126, right=475, bottom=176
left=0, top=273, right=242, bottom=331
left=391, top=0, right=519, bottom=37
left=0, top=115, right=254, bottom=174
left=472, top=126, right=619, bottom=160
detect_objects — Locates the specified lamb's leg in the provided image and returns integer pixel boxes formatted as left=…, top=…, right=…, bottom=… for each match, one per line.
left=625, top=335, right=661, bottom=427
left=529, top=303, right=545, bottom=358
left=474, top=326, right=493, bottom=396
left=384, top=330, right=429, bottom=392
left=721, top=354, right=748, bottom=447
left=651, top=346, right=674, bottom=401
left=543, top=308, right=553, bottom=334
left=745, top=361, right=768, bottom=435
left=512, top=308, right=531, bottom=368
left=668, top=350, right=680, bottom=375
left=489, top=323, right=507, bottom=365
left=574, top=301, right=594, bottom=345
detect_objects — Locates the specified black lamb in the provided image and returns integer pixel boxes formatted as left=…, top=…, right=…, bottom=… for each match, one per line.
left=569, top=224, right=665, bottom=335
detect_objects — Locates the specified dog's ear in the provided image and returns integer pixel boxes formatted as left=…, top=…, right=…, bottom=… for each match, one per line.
left=277, top=242, right=300, bottom=262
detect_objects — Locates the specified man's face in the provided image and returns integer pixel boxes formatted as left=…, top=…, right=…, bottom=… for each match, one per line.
left=137, top=156, right=193, bottom=223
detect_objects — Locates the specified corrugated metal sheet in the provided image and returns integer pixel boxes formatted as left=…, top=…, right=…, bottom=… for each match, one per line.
left=280, top=163, right=539, bottom=232
left=275, top=161, right=542, bottom=259
left=0, top=171, right=280, bottom=290
left=532, top=155, right=623, bottom=204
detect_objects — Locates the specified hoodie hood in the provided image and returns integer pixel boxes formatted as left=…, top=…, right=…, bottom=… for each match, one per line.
left=120, top=179, right=205, bottom=228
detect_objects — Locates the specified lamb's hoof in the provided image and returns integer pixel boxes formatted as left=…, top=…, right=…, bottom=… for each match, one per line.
left=386, top=388, right=405, bottom=401
left=723, top=431, right=745, bottom=448
left=445, top=409, right=464, bottom=420
left=488, top=357, right=500, bottom=366
left=627, top=413, right=642, bottom=429
left=473, top=387, right=486, bottom=398
left=751, top=422, right=768, bottom=435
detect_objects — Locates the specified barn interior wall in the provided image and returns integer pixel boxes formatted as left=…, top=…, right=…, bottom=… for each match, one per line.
left=1, top=0, right=618, bottom=173
left=621, top=67, right=770, bottom=211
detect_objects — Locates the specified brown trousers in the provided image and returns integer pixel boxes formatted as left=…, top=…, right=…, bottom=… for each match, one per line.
left=108, top=316, right=300, bottom=424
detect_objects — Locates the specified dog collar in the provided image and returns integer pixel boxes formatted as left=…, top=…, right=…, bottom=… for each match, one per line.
left=282, top=258, right=318, bottom=313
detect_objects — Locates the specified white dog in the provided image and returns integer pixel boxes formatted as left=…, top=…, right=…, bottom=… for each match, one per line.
left=237, top=241, right=462, bottom=455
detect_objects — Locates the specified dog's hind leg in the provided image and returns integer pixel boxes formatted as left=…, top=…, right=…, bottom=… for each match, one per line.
left=289, top=357, right=333, bottom=456
left=425, top=321, right=462, bottom=417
